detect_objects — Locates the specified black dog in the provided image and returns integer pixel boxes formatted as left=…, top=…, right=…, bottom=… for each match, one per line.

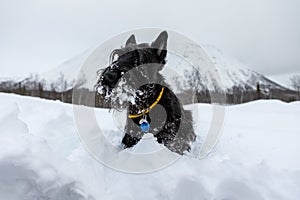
left=96, top=31, right=196, bottom=154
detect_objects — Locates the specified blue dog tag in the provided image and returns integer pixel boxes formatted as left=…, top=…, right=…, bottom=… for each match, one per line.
left=140, top=121, right=150, bottom=132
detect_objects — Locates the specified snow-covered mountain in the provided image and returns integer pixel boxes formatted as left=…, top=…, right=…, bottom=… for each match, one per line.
left=35, top=44, right=290, bottom=93
left=267, top=71, right=300, bottom=90
left=169, top=43, right=288, bottom=92
left=0, top=76, right=27, bottom=83
left=203, top=45, right=288, bottom=91
left=39, top=49, right=91, bottom=90
left=0, top=44, right=287, bottom=94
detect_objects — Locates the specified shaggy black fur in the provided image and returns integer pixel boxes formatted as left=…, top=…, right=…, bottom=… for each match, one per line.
left=96, top=31, right=196, bottom=154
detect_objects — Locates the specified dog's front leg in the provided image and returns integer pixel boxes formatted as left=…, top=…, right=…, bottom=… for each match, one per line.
left=121, top=119, right=143, bottom=149
left=121, top=133, right=142, bottom=148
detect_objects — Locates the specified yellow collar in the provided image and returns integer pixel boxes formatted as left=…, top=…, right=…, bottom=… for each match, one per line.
left=128, top=87, right=165, bottom=119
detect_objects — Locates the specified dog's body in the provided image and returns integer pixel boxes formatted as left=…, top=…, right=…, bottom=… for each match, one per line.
left=96, top=31, right=196, bottom=154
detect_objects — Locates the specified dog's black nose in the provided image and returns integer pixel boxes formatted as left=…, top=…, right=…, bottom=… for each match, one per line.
left=106, top=71, right=118, bottom=82
left=101, top=71, right=120, bottom=90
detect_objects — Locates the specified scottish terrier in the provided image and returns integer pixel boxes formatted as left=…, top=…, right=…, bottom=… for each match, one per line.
left=96, top=31, right=196, bottom=155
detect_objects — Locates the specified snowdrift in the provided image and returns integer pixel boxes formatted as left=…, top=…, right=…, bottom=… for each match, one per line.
left=0, top=93, right=299, bottom=199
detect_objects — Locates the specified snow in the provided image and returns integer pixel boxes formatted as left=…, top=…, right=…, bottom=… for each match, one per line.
left=0, top=93, right=300, bottom=199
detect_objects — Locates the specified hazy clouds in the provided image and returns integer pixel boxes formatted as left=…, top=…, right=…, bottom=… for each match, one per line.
left=0, top=0, right=299, bottom=77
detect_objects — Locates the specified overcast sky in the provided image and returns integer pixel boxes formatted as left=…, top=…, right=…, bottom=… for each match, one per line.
left=0, top=0, right=299, bottom=78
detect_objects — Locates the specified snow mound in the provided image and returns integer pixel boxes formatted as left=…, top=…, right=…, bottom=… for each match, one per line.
left=0, top=99, right=94, bottom=200
left=0, top=93, right=300, bottom=199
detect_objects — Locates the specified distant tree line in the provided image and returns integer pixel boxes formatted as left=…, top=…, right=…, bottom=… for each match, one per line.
left=175, top=70, right=300, bottom=105
left=0, top=73, right=77, bottom=104
left=291, top=75, right=300, bottom=97
left=1, top=73, right=300, bottom=107
left=0, top=73, right=113, bottom=108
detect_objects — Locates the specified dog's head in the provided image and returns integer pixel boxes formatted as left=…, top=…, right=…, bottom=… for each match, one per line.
left=96, top=31, right=168, bottom=98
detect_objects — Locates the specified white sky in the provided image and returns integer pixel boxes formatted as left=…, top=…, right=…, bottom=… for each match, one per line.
left=0, top=0, right=299, bottom=77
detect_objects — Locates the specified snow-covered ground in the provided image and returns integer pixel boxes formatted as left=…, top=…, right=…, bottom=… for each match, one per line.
left=0, top=93, right=299, bottom=199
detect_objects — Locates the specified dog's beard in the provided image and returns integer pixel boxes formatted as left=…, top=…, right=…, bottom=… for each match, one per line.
left=97, top=77, right=137, bottom=111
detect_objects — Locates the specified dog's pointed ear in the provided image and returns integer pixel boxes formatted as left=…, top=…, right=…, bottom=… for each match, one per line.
left=125, top=34, right=137, bottom=47
left=151, top=31, right=168, bottom=57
